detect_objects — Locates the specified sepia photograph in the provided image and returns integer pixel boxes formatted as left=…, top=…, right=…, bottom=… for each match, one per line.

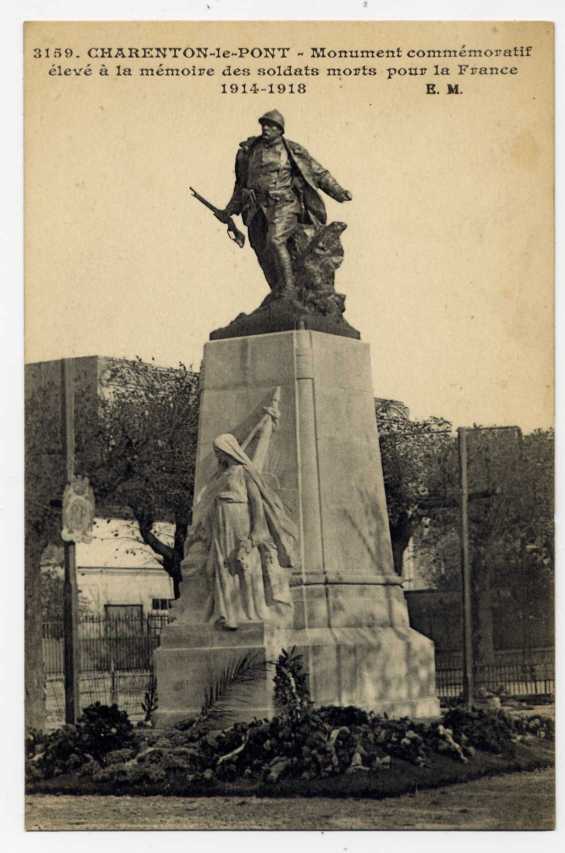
left=17, top=6, right=555, bottom=835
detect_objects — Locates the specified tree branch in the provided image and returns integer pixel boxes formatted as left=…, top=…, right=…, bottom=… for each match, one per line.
left=132, top=505, right=174, bottom=564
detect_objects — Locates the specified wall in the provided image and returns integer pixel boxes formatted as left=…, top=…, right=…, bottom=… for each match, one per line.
left=78, top=566, right=173, bottom=616
left=406, top=588, right=554, bottom=654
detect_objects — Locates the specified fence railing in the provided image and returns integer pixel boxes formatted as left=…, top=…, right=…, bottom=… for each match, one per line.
left=42, top=615, right=554, bottom=725
left=43, top=613, right=169, bottom=676
left=46, top=671, right=153, bottom=723
left=435, top=648, right=554, bottom=699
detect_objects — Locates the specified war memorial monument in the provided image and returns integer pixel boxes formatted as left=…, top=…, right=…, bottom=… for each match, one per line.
left=154, top=110, right=440, bottom=724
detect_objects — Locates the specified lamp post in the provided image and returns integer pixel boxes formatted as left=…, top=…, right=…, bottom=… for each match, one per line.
left=457, top=425, right=521, bottom=709
left=61, top=358, right=80, bottom=724
left=457, top=427, right=473, bottom=707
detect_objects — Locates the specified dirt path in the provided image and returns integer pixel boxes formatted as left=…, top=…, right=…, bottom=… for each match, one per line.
left=26, top=766, right=554, bottom=831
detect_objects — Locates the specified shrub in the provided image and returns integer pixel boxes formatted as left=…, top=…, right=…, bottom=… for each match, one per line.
left=509, top=713, right=554, bottom=740
left=105, top=748, right=136, bottom=765
left=318, top=705, right=370, bottom=727
left=25, top=728, right=46, bottom=759
left=443, top=706, right=514, bottom=753
left=93, top=763, right=167, bottom=787
left=78, top=758, right=100, bottom=778
left=76, top=702, right=136, bottom=763
left=27, top=703, right=138, bottom=780
left=35, top=725, right=83, bottom=778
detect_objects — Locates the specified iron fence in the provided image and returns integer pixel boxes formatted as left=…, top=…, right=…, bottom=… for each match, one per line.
left=436, top=648, right=554, bottom=700
left=43, top=613, right=169, bottom=676
left=42, top=614, right=554, bottom=725
left=46, top=671, right=154, bottom=723
left=43, top=613, right=169, bottom=725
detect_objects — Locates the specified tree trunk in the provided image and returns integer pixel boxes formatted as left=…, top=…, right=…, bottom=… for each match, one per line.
left=162, top=552, right=183, bottom=600
left=389, top=513, right=413, bottom=576
left=133, top=506, right=187, bottom=599
left=25, top=526, right=47, bottom=732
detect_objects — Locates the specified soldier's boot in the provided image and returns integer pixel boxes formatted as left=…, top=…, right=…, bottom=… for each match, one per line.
left=271, top=243, right=296, bottom=293
left=257, top=251, right=278, bottom=291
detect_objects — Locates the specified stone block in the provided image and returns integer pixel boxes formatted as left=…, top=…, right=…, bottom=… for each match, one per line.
left=154, top=330, right=440, bottom=725
left=154, top=621, right=439, bottom=727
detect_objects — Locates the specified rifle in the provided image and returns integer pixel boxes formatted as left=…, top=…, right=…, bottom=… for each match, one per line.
left=189, top=186, right=245, bottom=248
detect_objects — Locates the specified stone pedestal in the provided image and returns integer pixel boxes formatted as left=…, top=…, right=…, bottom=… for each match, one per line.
left=154, top=330, right=440, bottom=725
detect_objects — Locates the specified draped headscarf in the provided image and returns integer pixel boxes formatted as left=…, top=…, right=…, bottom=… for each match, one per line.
left=191, top=433, right=299, bottom=569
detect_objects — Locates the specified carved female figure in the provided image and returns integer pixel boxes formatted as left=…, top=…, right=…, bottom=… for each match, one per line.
left=183, top=433, right=298, bottom=629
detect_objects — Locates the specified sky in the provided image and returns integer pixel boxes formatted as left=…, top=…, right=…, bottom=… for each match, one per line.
left=24, top=19, right=554, bottom=432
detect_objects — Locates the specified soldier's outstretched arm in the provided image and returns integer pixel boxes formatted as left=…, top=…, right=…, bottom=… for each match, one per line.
left=307, top=151, right=353, bottom=203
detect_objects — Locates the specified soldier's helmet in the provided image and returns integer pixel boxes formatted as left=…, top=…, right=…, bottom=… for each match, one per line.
left=258, top=110, right=285, bottom=132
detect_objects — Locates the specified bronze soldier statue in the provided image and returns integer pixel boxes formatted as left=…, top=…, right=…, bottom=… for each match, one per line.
left=218, top=110, right=352, bottom=294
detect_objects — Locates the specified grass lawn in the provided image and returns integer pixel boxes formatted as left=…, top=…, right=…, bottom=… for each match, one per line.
left=26, top=765, right=555, bottom=830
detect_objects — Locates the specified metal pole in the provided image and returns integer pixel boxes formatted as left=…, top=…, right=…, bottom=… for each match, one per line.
left=458, top=427, right=474, bottom=707
left=62, top=358, right=80, bottom=724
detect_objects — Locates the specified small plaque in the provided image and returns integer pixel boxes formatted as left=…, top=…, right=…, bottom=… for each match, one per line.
left=61, top=476, right=95, bottom=543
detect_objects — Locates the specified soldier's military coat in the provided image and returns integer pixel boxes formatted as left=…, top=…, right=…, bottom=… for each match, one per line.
left=226, top=135, right=348, bottom=227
